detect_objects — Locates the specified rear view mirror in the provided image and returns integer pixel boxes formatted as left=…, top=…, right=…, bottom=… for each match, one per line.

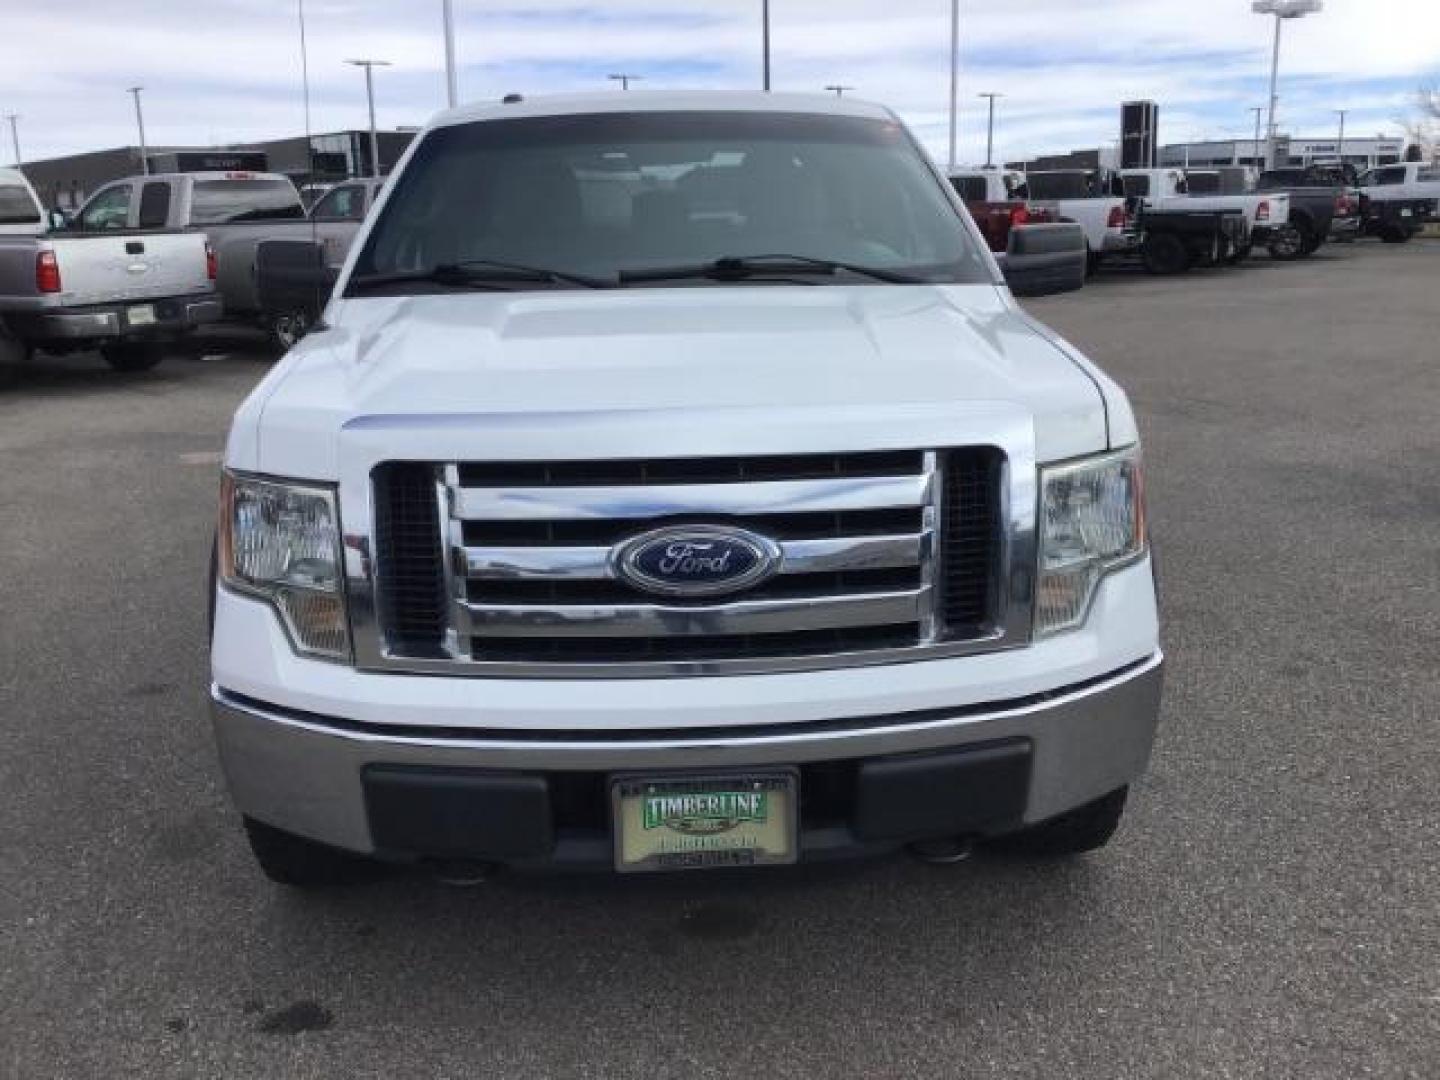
left=1000, top=222, right=1087, bottom=297
left=255, top=240, right=339, bottom=323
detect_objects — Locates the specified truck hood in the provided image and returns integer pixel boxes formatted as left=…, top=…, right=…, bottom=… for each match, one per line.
left=234, top=285, right=1109, bottom=477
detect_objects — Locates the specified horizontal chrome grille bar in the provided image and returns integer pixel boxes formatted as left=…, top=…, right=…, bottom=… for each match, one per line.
left=462, top=533, right=925, bottom=581
left=451, top=474, right=931, bottom=522
left=459, top=590, right=922, bottom=638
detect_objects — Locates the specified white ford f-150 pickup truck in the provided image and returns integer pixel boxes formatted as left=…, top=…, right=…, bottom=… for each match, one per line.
left=0, top=167, right=220, bottom=378
left=210, top=93, right=1163, bottom=885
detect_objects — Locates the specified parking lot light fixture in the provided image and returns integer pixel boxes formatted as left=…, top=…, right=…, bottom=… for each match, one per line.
left=345, top=59, right=391, bottom=179
left=1334, top=108, right=1347, bottom=164
left=947, top=0, right=959, bottom=169
left=1252, top=0, right=1323, bottom=169
left=4, top=114, right=18, bottom=166
left=126, top=87, right=148, bottom=175
left=824, top=85, right=853, bottom=98
left=608, top=74, right=643, bottom=90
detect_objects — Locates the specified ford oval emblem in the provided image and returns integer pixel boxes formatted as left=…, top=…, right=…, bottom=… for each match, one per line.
left=611, top=526, right=782, bottom=598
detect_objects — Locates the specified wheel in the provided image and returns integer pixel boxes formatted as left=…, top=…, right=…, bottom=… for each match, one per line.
left=1141, top=233, right=1190, bottom=275
left=1267, top=220, right=1311, bottom=261
left=1085, top=247, right=1102, bottom=276
left=1380, top=226, right=1411, bottom=244
left=986, top=787, right=1129, bottom=857
left=1226, top=242, right=1254, bottom=265
left=101, top=341, right=165, bottom=372
left=1300, top=231, right=1325, bottom=256
left=243, top=817, right=378, bottom=888
left=267, top=309, right=311, bottom=353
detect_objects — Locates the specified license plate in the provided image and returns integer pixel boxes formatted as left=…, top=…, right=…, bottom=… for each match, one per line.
left=127, top=305, right=156, bottom=326
left=612, top=773, right=798, bottom=873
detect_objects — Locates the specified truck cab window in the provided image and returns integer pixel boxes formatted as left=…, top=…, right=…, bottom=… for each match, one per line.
left=138, top=182, right=171, bottom=229
left=0, top=185, right=41, bottom=224
left=312, top=184, right=366, bottom=222
left=79, top=185, right=132, bottom=230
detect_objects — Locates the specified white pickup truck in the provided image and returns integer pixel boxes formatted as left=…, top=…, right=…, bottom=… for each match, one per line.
left=1019, top=169, right=1134, bottom=267
left=71, top=170, right=306, bottom=327
left=1357, top=162, right=1440, bottom=224
left=1119, top=168, right=1289, bottom=259
left=209, top=92, right=1162, bottom=886
left=0, top=168, right=220, bottom=378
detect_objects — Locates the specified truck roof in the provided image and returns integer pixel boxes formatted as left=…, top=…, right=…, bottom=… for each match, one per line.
left=428, top=90, right=896, bottom=130
left=122, top=171, right=295, bottom=184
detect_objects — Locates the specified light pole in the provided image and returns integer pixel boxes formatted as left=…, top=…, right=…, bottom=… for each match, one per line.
left=761, top=0, right=771, bottom=92
left=1252, top=0, right=1323, bottom=169
left=947, top=0, right=959, bottom=169
left=4, top=114, right=18, bottom=166
left=608, top=74, right=643, bottom=90
left=442, top=0, right=458, bottom=108
left=978, top=92, right=1001, bottom=167
left=824, top=85, right=853, bottom=98
left=126, top=87, right=149, bottom=174
left=345, top=59, right=391, bottom=178
left=1250, top=106, right=1264, bottom=165
left=1334, top=108, right=1347, bottom=164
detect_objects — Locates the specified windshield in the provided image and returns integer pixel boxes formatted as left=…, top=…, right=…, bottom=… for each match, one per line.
left=190, top=179, right=304, bottom=224
left=350, top=110, right=989, bottom=291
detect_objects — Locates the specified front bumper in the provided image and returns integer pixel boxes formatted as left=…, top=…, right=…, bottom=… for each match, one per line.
left=211, top=652, right=1164, bottom=868
left=15, top=296, right=222, bottom=343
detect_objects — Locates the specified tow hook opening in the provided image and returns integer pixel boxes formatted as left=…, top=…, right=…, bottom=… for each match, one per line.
left=428, top=859, right=501, bottom=887
left=906, top=837, right=976, bottom=865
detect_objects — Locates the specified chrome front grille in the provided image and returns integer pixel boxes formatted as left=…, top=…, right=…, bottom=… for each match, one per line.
left=367, top=448, right=1012, bottom=677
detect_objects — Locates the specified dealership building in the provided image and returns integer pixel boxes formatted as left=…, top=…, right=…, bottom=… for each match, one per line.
left=20, top=128, right=417, bottom=211
left=1157, top=135, right=1407, bottom=169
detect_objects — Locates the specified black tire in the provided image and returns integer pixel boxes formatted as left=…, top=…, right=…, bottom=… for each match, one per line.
left=243, top=817, right=378, bottom=888
left=1268, top=220, right=1311, bottom=261
left=101, top=341, right=165, bottom=372
left=0, top=331, right=30, bottom=388
left=1300, top=231, right=1325, bottom=256
left=1226, top=242, right=1254, bottom=265
left=266, top=309, right=311, bottom=353
left=1141, top=232, right=1190, bottom=275
left=1380, top=226, right=1411, bottom=244
left=986, top=787, right=1129, bottom=857
left=1085, top=248, right=1102, bottom=276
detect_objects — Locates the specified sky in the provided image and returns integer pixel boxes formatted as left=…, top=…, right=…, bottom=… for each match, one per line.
left=3, top=0, right=1438, bottom=167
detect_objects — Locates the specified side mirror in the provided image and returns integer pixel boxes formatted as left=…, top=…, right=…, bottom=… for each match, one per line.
left=255, top=239, right=340, bottom=323
left=1000, top=222, right=1088, bottom=297
left=48, top=210, right=68, bottom=232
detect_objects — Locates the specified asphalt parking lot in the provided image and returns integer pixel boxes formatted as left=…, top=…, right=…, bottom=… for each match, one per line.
left=2, top=240, right=1437, bottom=1079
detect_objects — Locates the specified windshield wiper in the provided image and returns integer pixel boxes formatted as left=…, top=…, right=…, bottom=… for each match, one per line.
left=348, top=259, right=608, bottom=293
left=618, top=254, right=926, bottom=286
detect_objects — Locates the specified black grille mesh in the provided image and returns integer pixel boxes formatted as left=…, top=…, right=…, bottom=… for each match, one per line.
left=941, top=448, right=1003, bottom=636
left=372, top=463, right=448, bottom=655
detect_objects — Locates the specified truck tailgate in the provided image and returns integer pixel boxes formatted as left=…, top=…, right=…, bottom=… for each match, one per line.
left=48, top=233, right=212, bottom=306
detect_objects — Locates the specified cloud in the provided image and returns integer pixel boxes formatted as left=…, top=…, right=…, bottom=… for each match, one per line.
left=3, top=0, right=1437, bottom=165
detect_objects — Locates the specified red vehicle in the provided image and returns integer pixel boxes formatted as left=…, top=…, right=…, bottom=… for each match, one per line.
left=948, top=168, right=1056, bottom=253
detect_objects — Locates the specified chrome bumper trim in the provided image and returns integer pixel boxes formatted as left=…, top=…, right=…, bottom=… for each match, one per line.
left=24, top=297, right=222, bottom=340
left=211, top=652, right=1163, bottom=854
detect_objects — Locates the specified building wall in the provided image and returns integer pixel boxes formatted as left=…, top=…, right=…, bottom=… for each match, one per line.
left=20, top=147, right=147, bottom=210
left=17, top=129, right=418, bottom=209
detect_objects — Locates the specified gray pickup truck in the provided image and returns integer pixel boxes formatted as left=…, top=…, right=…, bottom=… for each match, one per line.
left=0, top=167, right=219, bottom=380
left=70, top=171, right=305, bottom=325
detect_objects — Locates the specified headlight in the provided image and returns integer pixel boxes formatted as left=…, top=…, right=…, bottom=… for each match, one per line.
left=218, top=472, right=351, bottom=661
left=1035, top=446, right=1146, bottom=636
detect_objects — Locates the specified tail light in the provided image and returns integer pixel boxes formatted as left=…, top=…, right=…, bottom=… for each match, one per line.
left=1106, top=204, right=1126, bottom=229
left=205, top=241, right=217, bottom=280
left=1009, top=204, right=1030, bottom=227
left=1256, top=200, right=1270, bottom=223
left=36, top=250, right=62, bottom=293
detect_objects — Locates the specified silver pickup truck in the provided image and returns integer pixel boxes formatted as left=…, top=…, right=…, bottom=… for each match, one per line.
left=0, top=168, right=220, bottom=379
left=71, top=171, right=305, bottom=323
